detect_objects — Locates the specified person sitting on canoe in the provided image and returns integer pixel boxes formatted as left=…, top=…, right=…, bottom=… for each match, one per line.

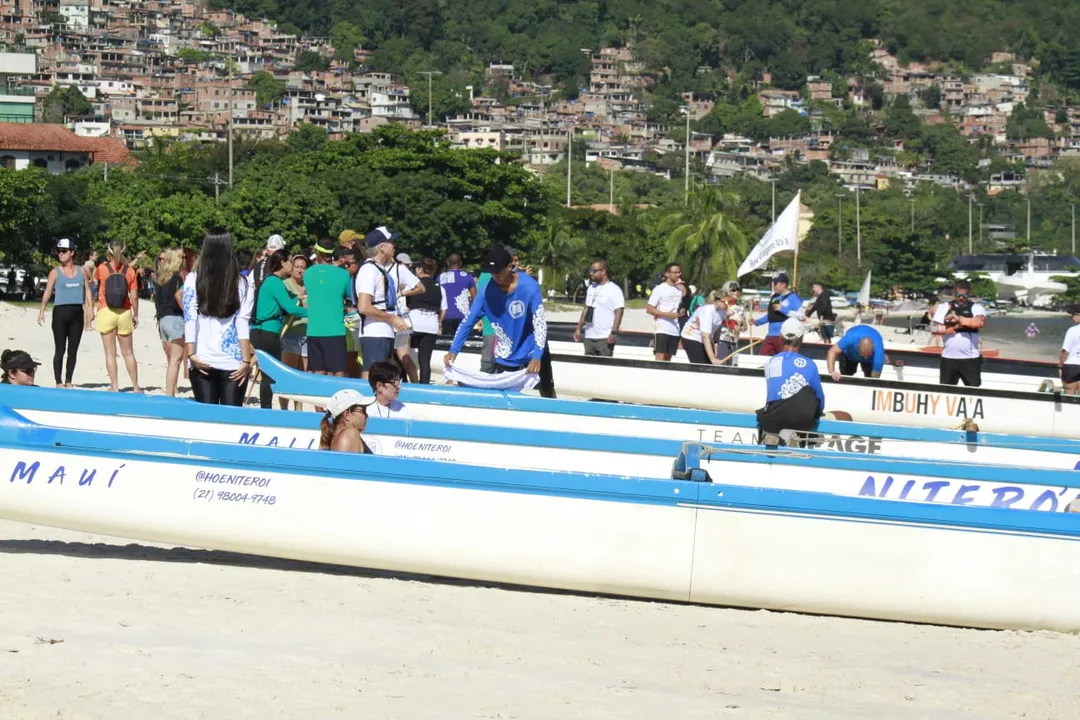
left=320, top=389, right=375, bottom=454
left=1, top=349, right=41, bottom=387
left=755, top=319, right=825, bottom=442
left=826, top=324, right=886, bottom=380
left=367, top=360, right=411, bottom=419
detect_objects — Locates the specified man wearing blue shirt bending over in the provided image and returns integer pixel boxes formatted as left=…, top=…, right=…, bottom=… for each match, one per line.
left=754, top=272, right=802, bottom=356
left=826, top=324, right=886, bottom=380
left=444, top=244, right=556, bottom=398
left=756, top=318, right=825, bottom=440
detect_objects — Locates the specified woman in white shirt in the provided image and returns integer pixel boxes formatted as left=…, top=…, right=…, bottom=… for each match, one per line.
left=680, top=291, right=728, bottom=365
left=1060, top=306, right=1080, bottom=395
left=182, top=231, right=254, bottom=406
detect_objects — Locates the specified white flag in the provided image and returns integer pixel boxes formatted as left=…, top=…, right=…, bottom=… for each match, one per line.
left=736, top=190, right=801, bottom=278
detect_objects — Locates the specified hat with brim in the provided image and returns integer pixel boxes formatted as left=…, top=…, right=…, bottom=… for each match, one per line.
left=482, top=245, right=512, bottom=274
left=365, top=226, right=401, bottom=248
left=780, top=317, right=806, bottom=341
left=56, top=238, right=75, bottom=251
left=266, top=234, right=285, bottom=251
left=326, top=389, right=376, bottom=419
left=2, top=351, right=40, bottom=372
left=396, top=253, right=413, bottom=265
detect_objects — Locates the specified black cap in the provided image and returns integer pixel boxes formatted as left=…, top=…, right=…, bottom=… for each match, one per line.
left=772, top=273, right=790, bottom=285
left=483, top=245, right=512, bottom=274
left=2, top=350, right=40, bottom=372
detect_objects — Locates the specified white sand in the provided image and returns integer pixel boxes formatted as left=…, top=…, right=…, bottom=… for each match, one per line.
left=2, top=301, right=1079, bottom=718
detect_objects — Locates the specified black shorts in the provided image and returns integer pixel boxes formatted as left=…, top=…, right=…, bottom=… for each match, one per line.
left=1063, top=365, right=1080, bottom=385
left=653, top=333, right=680, bottom=356
left=307, top=335, right=348, bottom=374
left=940, top=356, right=982, bottom=387
left=840, top=354, right=873, bottom=378
left=682, top=338, right=710, bottom=364
left=819, top=322, right=836, bottom=341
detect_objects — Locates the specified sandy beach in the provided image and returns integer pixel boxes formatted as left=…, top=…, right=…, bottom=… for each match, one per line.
left=2, top=300, right=1079, bottom=719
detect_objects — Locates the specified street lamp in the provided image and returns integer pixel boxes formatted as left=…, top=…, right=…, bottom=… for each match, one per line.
left=856, top=185, right=862, bottom=267
left=681, top=105, right=691, bottom=204
left=418, top=70, right=441, bottom=127
left=835, top=193, right=844, bottom=253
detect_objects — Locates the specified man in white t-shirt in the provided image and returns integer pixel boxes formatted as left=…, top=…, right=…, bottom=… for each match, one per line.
left=930, top=279, right=988, bottom=387
left=1059, top=306, right=1080, bottom=395
left=573, top=259, right=625, bottom=357
left=355, top=227, right=410, bottom=379
left=646, top=263, right=686, bottom=361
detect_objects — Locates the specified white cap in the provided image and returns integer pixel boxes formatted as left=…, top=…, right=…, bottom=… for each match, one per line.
left=326, top=389, right=374, bottom=419
left=266, top=234, right=285, bottom=251
left=395, top=252, right=413, bottom=265
left=56, top=238, right=75, bottom=250
left=780, top=318, right=806, bottom=341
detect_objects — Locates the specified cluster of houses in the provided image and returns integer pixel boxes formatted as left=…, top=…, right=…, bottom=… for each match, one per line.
left=0, top=2, right=1071, bottom=196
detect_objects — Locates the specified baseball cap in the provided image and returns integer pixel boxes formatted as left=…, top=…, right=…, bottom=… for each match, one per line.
left=780, top=317, right=806, bottom=340
left=56, top=238, right=75, bottom=251
left=720, top=280, right=741, bottom=294
left=338, top=229, right=360, bottom=246
left=1, top=350, right=40, bottom=372
left=772, top=273, right=790, bottom=285
left=326, top=389, right=375, bottom=419
left=505, top=245, right=520, bottom=257
left=266, top=234, right=285, bottom=251
left=482, top=245, right=512, bottom=274
left=395, top=252, right=412, bottom=265
left=365, top=226, right=401, bottom=248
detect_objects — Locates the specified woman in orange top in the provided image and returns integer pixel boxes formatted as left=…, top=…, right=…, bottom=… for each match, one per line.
left=93, top=241, right=141, bottom=393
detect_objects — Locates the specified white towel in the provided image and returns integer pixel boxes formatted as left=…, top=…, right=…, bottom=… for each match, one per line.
left=444, top=365, right=540, bottom=392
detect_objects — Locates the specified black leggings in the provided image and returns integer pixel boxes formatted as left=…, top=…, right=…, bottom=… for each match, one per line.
left=250, top=328, right=281, bottom=408
left=411, top=332, right=438, bottom=384
left=51, top=304, right=83, bottom=385
left=493, top=344, right=557, bottom=398
left=190, top=366, right=249, bottom=406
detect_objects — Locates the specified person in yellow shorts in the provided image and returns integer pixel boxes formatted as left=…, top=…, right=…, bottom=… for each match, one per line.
left=93, top=242, right=141, bottom=392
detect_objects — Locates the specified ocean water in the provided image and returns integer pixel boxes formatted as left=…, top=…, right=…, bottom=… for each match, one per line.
left=883, top=313, right=1075, bottom=362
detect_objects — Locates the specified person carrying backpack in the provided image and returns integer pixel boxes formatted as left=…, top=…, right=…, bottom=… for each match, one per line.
left=93, top=241, right=140, bottom=393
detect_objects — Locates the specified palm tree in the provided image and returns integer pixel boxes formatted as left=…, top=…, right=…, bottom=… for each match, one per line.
left=532, top=212, right=585, bottom=296
left=660, top=183, right=748, bottom=291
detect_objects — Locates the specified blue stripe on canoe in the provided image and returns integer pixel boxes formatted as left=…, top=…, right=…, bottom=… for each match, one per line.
left=255, top=350, right=1080, bottom=453
left=2, top=384, right=1080, bottom=483
left=1, top=404, right=1078, bottom=540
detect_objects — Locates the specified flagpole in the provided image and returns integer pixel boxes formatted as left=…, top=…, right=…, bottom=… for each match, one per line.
left=792, top=190, right=801, bottom=289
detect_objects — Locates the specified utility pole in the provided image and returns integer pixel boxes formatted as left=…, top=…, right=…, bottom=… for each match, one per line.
left=835, top=193, right=843, bottom=253
left=1027, top=196, right=1031, bottom=243
left=770, top=176, right=777, bottom=223
left=227, top=55, right=233, bottom=188
left=909, top=197, right=915, bottom=232
left=977, top=202, right=984, bottom=247
left=856, top=185, right=862, bottom=267
left=683, top=108, right=691, bottom=204
left=1073, top=203, right=1076, bottom=256
left=418, top=70, right=441, bottom=127
left=968, top=194, right=973, bottom=254
left=211, top=172, right=222, bottom=202
left=566, top=126, right=572, bottom=208
left=609, top=166, right=614, bottom=211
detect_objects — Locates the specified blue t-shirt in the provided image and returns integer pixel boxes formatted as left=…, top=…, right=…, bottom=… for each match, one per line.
left=765, top=351, right=825, bottom=414
left=837, top=325, right=885, bottom=373
left=438, top=269, right=476, bottom=320
left=450, top=271, right=547, bottom=366
left=755, top=292, right=803, bottom=336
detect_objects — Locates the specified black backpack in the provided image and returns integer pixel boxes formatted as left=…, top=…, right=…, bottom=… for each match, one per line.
left=104, top=262, right=129, bottom=309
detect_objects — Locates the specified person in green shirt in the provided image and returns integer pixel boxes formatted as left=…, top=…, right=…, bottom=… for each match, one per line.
left=303, top=241, right=353, bottom=377
left=250, top=249, right=308, bottom=409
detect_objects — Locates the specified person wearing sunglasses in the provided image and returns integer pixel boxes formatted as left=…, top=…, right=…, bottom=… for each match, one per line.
left=574, top=259, right=624, bottom=356
left=931, top=278, right=987, bottom=387
left=1, top=349, right=41, bottom=386
left=366, top=360, right=411, bottom=418
left=37, top=238, right=93, bottom=387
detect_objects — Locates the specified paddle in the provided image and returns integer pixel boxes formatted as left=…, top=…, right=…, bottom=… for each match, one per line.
left=717, top=338, right=762, bottom=366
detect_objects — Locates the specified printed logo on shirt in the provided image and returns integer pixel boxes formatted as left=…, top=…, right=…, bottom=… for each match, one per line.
left=508, top=300, right=526, bottom=319
left=794, top=357, right=807, bottom=368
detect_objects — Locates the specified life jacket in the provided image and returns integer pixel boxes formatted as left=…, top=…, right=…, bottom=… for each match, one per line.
left=407, top=276, right=442, bottom=313
left=767, top=291, right=793, bottom=324
left=949, top=298, right=978, bottom=333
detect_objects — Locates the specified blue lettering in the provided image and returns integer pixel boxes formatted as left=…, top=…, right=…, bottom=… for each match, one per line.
left=879, top=476, right=894, bottom=496
left=951, top=484, right=979, bottom=505
left=858, top=475, right=879, bottom=497
left=1029, top=490, right=1059, bottom=513
left=78, top=468, right=96, bottom=486
left=47, top=466, right=66, bottom=485
left=990, top=486, right=1024, bottom=508
left=898, top=479, right=916, bottom=500
left=238, top=432, right=260, bottom=445
left=922, top=481, right=950, bottom=502
left=267, top=436, right=279, bottom=447
left=10, top=461, right=39, bottom=484
left=107, top=465, right=124, bottom=488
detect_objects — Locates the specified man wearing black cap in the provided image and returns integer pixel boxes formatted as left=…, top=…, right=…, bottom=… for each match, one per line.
left=753, top=272, right=803, bottom=356
left=444, top=244, right=555, bottom=397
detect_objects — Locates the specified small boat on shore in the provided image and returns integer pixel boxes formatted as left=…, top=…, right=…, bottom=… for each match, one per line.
left=1, top=405, right=1077, bottom=632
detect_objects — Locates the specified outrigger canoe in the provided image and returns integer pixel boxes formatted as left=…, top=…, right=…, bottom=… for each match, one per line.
left=4, top=385, right=1080, bottom=514
left=0, top=405, right=1077, bottom=631
left=257, top=351, right=1080, bottom=440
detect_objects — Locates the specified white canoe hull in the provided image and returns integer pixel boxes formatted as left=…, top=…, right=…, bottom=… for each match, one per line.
left=2, top=439, right=1079, bottom=632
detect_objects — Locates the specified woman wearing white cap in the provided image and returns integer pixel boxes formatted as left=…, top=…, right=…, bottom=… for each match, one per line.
left=37, top=238, right=93, bottom=387
left=319, top=389, right=376, bottom=453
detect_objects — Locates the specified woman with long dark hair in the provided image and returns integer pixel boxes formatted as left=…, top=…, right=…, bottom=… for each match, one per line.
left=250, top=248, right=307, bottom=409
left=37, top=238, right=92, bottom=387
left=182, top=231, right=254, bottom=406
left=406, top=257, right=445, bottom=384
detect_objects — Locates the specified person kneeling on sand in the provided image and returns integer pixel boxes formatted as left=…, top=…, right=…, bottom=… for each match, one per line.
left=367, top=360, right=411, bottom=419
left=1, top=349, right=41, bottom=386
left=320, top=389, right=375, bottom=454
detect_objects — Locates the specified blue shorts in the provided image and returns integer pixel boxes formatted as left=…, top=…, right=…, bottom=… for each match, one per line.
left=359, top=336, right=394, bottom=370
left=281, top=334, right=307, bottom=357
left=158, top=315, right=184, bottom=343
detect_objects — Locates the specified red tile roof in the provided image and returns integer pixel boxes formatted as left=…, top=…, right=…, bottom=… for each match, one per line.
left=80, top=136, right=136, bottom=166
left=0, top=123, right=92, bottom=152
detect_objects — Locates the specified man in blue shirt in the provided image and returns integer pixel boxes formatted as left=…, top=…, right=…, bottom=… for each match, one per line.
left=445, top=244, right=555, bottom=397
left=826, top=324, right=886, bottom=380
left=757, top=318, right=825, bottom=438
left=754, top=272, right=802, bottom=356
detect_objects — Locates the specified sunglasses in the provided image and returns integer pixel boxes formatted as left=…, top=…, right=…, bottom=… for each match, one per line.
left=18, top=367, right=35, bottom=376
left=588, top=268, right=602, bottom=274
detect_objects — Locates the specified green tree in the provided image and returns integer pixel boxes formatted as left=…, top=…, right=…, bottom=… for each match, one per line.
left=919, top=85, right=942, bottom=110
left=0, top=168, right=50, bottom=261
left=529, top=213, right=585, bottom=291
left=244, top=70, right=287, bottom=106
left=660, top=184, right=748, bottom=290
left=295, top=50, right=330, bottom=72
left=330, top=21, right=366, bottom=65
left=285, top=123, right=329, bottom=153
left=177, top=48, right=213, bottom=63
left=42, top=86, right=93, bottom=122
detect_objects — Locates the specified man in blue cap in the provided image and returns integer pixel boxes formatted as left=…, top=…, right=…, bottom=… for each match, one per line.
left=754, top=272, right=802, bottom=356
left=355, top=226, right=410, bottom=379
